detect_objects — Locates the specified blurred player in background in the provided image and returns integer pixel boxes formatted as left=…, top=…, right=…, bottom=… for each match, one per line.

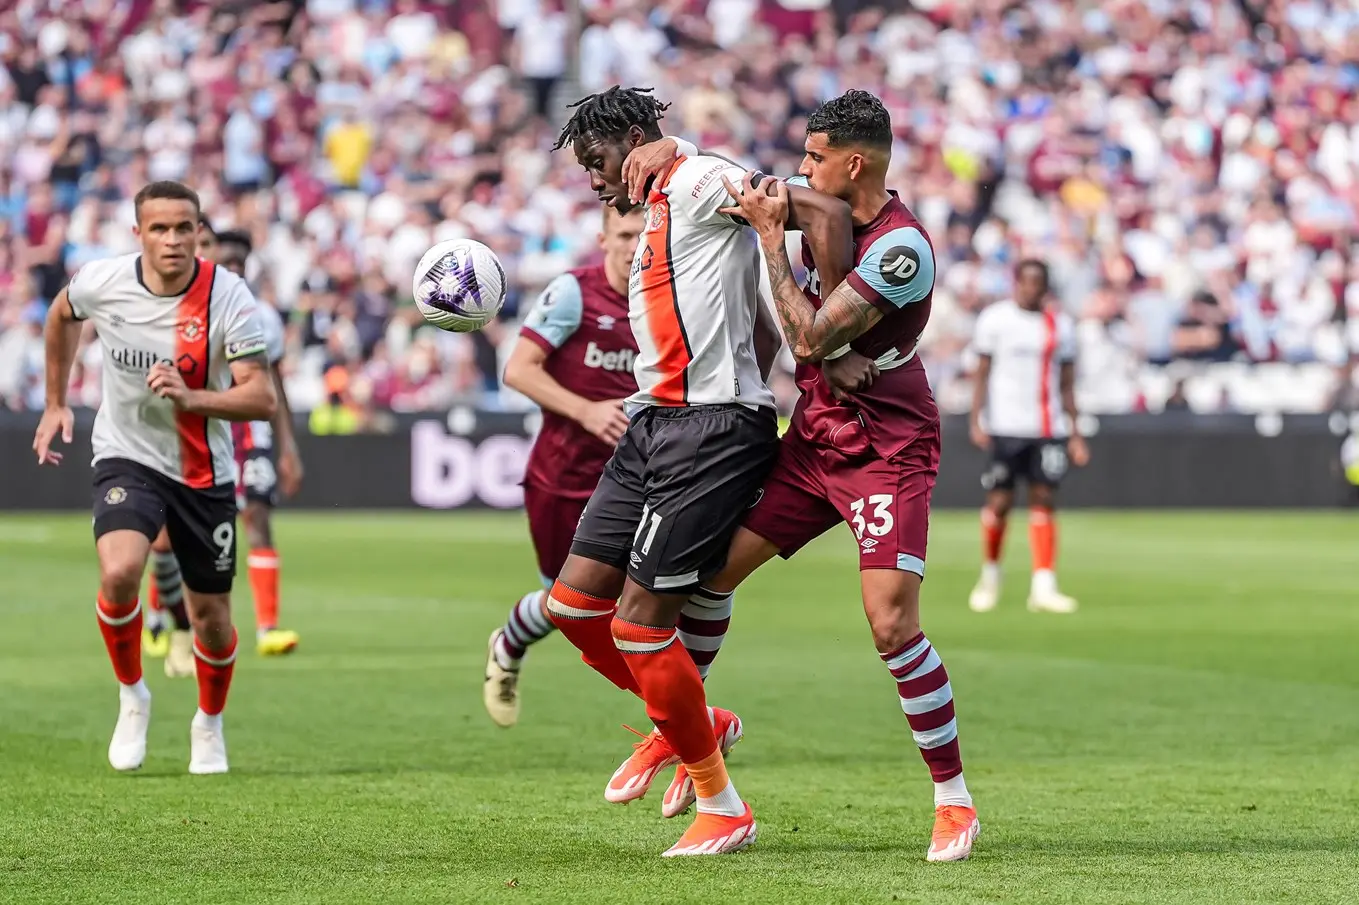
left=483, top=205, right=643, bottom=727
left=143, top=222, right=303, bottom=657
left=217, top=228, right=304, bottom=655
left=542, top=86, right=854, bottom=856
left=968, top=259, right=1088, bottom=614
left=33, top=181, right=275, bottom=774
left=624, top=90, right=979, bottom=862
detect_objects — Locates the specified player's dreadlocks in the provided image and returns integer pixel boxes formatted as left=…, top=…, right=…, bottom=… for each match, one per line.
left=552, top=86, right=670, bottom=151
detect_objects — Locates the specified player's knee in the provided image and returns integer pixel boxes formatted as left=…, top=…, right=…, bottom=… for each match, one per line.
left=985, top=491, right=1014, bottom=518
left=185, top=592, right=232, bottom=644
left=242, top=503, right=272, bottom=548
left=861, top=573, right=922, bottom=655
left=99, top=557, right=145, bottom=604
left=150, top=530, right=173, bottom=553
left=1029, top=486, right=1056, bottom=510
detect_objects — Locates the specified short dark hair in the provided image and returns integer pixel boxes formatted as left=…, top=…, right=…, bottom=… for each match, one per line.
left=198, top=215, right=215, bottom=235
left=553, top=86, right=669, bottom=151
left=134, top=181, right=201, bottom=221
left=215, top=228, right=253, bottom=256
left=1016, top=258, right=1050, bottom=289
left=806, top=90, right=892, bottom=151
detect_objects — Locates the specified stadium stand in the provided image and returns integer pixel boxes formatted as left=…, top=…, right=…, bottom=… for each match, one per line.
left=1, top=0, right=1356, bottom=420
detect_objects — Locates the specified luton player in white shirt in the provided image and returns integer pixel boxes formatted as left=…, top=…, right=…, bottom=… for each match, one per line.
left=968, top=259, right=1089, bottom=614
left=33, top=181, right=277, bottom=774
left=542, top=86, right=854, bottom=857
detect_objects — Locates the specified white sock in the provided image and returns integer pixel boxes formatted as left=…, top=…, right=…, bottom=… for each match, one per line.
left=981, top=562, right=1001, bottom=584
left=192, top=709, right=223, bottom=732
left=120, top=679, right=150, bottom=702
left=1031, top=568, right=1057, bottom=596
left=934, top=773, right=972, bottom=808
left=696, top=779, right=744, bottom=817
left=493, top=634, right=521, bottom=671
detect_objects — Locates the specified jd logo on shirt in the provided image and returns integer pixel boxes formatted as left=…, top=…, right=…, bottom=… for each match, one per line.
left=878, top=246, right=919, bottom=286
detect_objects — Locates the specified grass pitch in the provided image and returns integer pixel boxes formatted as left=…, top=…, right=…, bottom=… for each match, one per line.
left=1, top=510, right=1356, bottom=904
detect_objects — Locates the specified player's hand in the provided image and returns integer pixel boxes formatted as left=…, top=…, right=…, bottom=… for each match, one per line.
left=278, top=445, right=304, bottom=499
left=969, top=420, right=989, bottom=450
left=579, top=399, right=630, bottom=446
left=622, top=137, right=679, bottom=204
left=822, top=350, right=879, bottom=401
left=1068, top=434, right=1090, bottom=468
left=147, top=362, right=194, bottom=409
left=719, top=173, right=787, bottom=243
left=33, top=406, right=74, bottom=466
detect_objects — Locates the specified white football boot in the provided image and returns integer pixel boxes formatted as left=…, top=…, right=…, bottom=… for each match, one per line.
left=1027, top=569, right=1077, bottom=614
left=109, top=683, right=151, bottom=771
left=188, top=711, right=229, bottom=774
left=968, top=563, right=1001, bottom=613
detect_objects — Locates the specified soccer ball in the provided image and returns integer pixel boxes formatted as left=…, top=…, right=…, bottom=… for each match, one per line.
left=412, top=239, right=507, bottom=333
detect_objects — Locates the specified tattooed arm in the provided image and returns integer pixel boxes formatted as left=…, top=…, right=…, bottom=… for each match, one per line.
left=760, top=234, right=883, bottom=364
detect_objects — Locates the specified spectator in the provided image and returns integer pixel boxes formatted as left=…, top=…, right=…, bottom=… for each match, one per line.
left=0, top=0, right=1355, bottom=419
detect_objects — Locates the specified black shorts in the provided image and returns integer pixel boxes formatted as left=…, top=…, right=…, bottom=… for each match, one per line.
left=234, top=422, right=277, bottom=507
left=92, top=458, right=238, bottom=594
left=571, top=404, right=779, bottom=594
left=982, top=437, right=1069, bottom=491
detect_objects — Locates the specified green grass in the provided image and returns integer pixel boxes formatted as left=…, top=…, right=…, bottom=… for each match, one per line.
left=1, top=510, right=1357, bottom=905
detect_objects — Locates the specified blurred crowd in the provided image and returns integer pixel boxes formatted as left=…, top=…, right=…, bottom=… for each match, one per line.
left=2, top=0, right=1357, bottom=423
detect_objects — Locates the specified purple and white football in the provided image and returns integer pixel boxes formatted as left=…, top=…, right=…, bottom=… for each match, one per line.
left=412, top=239, right=507, bottom=333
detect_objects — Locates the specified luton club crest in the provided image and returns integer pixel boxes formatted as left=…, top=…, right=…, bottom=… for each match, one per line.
left=179, top=315, right=204, bottom=342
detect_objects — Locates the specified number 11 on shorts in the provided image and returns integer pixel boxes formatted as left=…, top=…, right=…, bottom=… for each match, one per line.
left=633, top=505, right=663, bottom=557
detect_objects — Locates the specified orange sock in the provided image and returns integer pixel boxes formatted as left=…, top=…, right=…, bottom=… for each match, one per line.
left=193, top=628, right=238, bottom=716
left=546, top=581, right=640, bottom=695
left=147, top=580, right=161, bottom=614
left=981, top=508, right=1007, bottom=563
left=611, top=617, right=717, bottom=765
left=685, top=747, right=731, bottom=800
left=96, top=593, right=143, bottom=686
left=1030, top=507, right=1056, bottom=572
left=247, top=547, right=280, bottom=632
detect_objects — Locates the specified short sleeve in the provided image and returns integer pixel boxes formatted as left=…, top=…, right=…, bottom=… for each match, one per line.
left=259, top=303, right=287, bottom=364
left=66, top=264, right=97, bottom=320
left=783, top=175, right=810, bottom=189
left=845, top=226, right=936, bottom=315
left=667, top=156, right=750, bottom=229
left=1056, top=314, right=1077, bottom=363
left=519, top=273, right=584, bottom=351
left=973, top=307, right=999, bottom=357
left=220, top=276, right=269, bottom=361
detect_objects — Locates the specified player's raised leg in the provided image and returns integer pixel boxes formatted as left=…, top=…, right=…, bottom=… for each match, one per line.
left=969, top=485, right=1012, bottom=613
left=485, top=586, right=554, bottom=727
left=1026, top=480, right=1077, bottom=613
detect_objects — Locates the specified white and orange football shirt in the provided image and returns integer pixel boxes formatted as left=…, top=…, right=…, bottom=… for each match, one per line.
left=68, top=253, right=268, bottom=488
left=627, top=155, right=775, bottom=411
left=973, top=298, right=1077, bottom=439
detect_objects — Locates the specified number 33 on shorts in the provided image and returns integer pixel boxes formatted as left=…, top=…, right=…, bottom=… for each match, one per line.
left=849, top=494, right=895, bottom=540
